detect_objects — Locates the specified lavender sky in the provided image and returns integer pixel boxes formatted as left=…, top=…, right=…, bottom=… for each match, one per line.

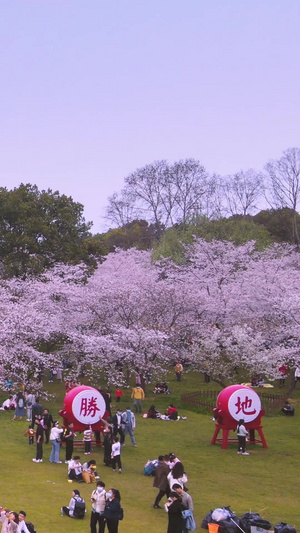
left=1, top=1, right=299, bottom=233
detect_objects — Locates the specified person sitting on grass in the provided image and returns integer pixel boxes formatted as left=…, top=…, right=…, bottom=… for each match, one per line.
left=8, top=511, right=19, bottom=532
left=0, top=395, right=14, bottom=410
left=282, top=401, right=295, bottom=416
left=68, top=456, right=83, bottom=482
left=82, top=459, right=99, bottom=483
left=147, top=405, right=159, bottom=419
left=18, top=510, right=33, bottom=533
left=166, top=404, right=178, bottom=420
left=61, top=489, right=85, bottom=518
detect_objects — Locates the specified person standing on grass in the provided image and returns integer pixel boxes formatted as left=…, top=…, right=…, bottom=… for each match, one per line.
left=111, top=437, right=122, bottom=473
left=24, top=426, right=35, bottom=446
left=24, top=391, right=35, bottom=422
left=103, top=488, right=121, bottom=533
left=114, top=388, right=124, bottom=404
left=103, top=426, right=113, bottom=467
left=112, top=409, right=125, bottom=445
left=12, top=392, right=26, bottom=421
left=172, top=484, right=194, bottom=533
left=172, top=484, right=193, bottom=511
left=90, top=480, right=106, bottom=533
left=164, top=492, right=184, bottom=533
left=131, top=385, right=145, bottom=413
left=175, top=362, right=183, bottom=382
left=167, top=461, right=188, bottom=491
left=153, top=455, right=170, bottom=509
left=31, top=398, right=43, bottom=428
left=49, top=420, right=64, bottom=463
left=83, top=424, right=93, bottom=455
left=32, top=418, right=44, bottom=463
left=64, top=421, right=76, bottom=462
left=42, top=408, right=54, bottom=444
left=121, top=407, right=137, bottom=446
left=237, top=418, right=249, bottom=455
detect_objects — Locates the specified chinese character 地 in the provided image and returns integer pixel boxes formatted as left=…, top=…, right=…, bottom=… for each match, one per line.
left=79, top=397, right=101, bottom=418
left=235, top=395, right=256, bottom=416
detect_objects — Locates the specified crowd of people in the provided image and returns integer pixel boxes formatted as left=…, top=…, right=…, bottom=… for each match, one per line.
left=0, top=508, right=35, bottom=533
left=61, top=482, right=123, bottom=533
left=152, top=452, right=195, bottom=533
left=0, top=377, right=196, bottom=533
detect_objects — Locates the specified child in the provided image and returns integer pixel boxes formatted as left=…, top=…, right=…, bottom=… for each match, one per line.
left=111, top=436, right=122, bottom=473
left=83, top=425, right=93, bottom=455
left=25, top=426, right=35, bottom=445
left=237, top=419, right=249, bottom=455
left=115, top=387, right=124, bottom=403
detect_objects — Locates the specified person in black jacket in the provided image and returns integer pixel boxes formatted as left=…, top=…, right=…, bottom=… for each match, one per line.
left=103, top=488, right=121, bottom=533
left=165, top=492, right=184, bottom=533
left=31, top=398, right=43, bottom=428
left=112, top=409, right=125, bottom=445
left=32, top=418, right=44, bottom=463
left=64, top=422, right=76, bottom=462
left=42, top=409, right=54, bottom=444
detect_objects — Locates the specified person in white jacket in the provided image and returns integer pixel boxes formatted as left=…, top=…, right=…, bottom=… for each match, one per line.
left=90, top=480, right=107, bottom=533
left=237, top=418, right=249, bottom=455
left=167, top=461, right=188, bottom=491
left=49, top=421, right=64, bottom=463
left=17, top=511, right=31, bottom=533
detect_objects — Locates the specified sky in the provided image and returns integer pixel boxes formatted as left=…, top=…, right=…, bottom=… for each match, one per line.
left=0, top=1, right=299, bottom=234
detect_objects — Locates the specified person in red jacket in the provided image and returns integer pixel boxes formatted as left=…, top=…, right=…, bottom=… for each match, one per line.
left=115, top=388, right=124, bottom=404
left=166, top=404, right=178, bottom=420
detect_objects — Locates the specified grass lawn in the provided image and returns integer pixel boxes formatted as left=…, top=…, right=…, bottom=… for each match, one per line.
left=1, top=371, right=300, bottom=533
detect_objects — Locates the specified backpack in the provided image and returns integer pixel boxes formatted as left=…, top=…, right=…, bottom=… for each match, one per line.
left=25, top=522, right=36, bottom=533
left=274, top=523, right=297, bottom=533
left=119, top=507, right=124, bottom=521
left=18, top=398, right=24, bottom=408
left=73, top=496, right=86, bottom=519
left=144, top=459, right=158, bottom=476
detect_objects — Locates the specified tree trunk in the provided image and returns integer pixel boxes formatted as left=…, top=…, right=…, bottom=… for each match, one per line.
left=141, top=374, right=147, bottom=395
left=287, top=368, right=296, bottom=398
left=293, top=209, right=300, bottom=244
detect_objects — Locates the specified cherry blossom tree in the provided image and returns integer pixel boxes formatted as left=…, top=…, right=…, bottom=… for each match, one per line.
left=2, top=240, right=300, bottom=395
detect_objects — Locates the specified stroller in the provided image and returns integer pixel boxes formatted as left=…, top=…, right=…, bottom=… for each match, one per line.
left=153, top=382, right=171, bottom=394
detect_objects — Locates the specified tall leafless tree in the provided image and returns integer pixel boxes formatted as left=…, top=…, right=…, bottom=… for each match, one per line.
left=265, top=147, right=300, bottom=244
left=105, top=159, right=218, bottom=228
left=222, top=169, right=264, bottom=216
left=105, top=190, right=137, bottom=228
